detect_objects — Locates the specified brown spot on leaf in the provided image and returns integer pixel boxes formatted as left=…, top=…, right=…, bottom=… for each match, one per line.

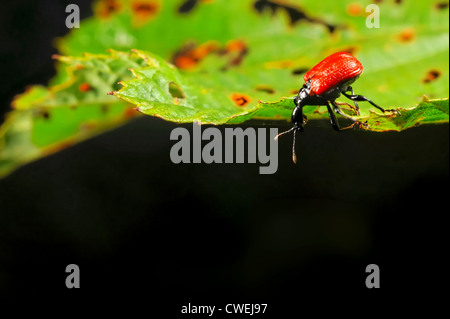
left=193, top=42, right=220, bottom=60
left=221, top=40, right=248, bottom=70
left=36, top=109, right=50, bottom=120
left=435, top=2, right=449, bottom=10
left=101, top=105, right=110, bottom=114
left=173, top=40, right=247, bottom=71
left=174, top=56, right=197, bottom=69
left=79, top=83, right=92, bottom=92
left=423, top=70, right=441, bottom=83
left=326, top=47, right=359, bottom=58
left=291, top=68, right=309, bottom=76
left=95, top=0, right=122, bottom=19
left=398, top=28, right=415, bottom=42
left=226, top=39, right=246, bottom=52
left=178, top=0, right=197, bottom=13
left=347, top=3, right=364, bottom=16
left=131, top=0, right=159, bottom=26
left=254, top=0, right=336, bottom=32
left=340, top=46, right=358, bottom=55
left=255, top=85, right=275, bottom=94
left=173, top=41, right=219, bottom=70
left=231, top=93, right=251, bottom=107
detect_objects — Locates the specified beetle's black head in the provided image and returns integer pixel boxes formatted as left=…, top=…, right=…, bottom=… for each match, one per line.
left=291, top=80, right=312, bottom=130
left=274, top=80, right=312, bottom=164
left=291, top=106, right=304, bottom=132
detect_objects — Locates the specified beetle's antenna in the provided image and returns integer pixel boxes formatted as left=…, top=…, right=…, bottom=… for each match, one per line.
left=292, top=129, right=297, bottom=164
left=274, top=126, right=298, bottom=164
left=274, top=126, right=295, bottom=141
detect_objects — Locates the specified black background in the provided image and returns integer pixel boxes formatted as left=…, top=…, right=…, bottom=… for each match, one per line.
left=0, top=0, right=448, bottom=314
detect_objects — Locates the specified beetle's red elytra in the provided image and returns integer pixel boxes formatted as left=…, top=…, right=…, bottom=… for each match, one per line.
left=304, top=52, right=363, bottom=96
left=276, top=51, right=391, bottom=164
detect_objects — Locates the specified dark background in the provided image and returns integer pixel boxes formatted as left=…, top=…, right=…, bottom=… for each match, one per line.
left=0, top=0, right=448, bottom=314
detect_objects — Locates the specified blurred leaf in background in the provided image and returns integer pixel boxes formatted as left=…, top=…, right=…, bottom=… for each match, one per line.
left=1, top=0, right=448, bottom=177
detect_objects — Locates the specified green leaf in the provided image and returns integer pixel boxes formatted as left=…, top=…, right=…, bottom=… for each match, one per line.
left=0, top=50, right=146, bottom=177
left=59, top=0, right=449, bottom=107
left=113, top=49, right=449, bottom=130
left=1, top=0, right=449, bottom=177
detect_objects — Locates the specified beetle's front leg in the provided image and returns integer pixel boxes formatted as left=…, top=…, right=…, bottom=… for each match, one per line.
left=326, top=102, right=340, bottom=131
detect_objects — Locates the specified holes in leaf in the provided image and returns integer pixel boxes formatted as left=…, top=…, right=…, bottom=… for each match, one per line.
left=231, top=93, right=251, bottom=107
left=255, top=85, right=275, bottom=94
left=422, top=70, right=441, bottom=83
left=169, top=82, right=186, bottom=99
left=112, top=80, right=123, bottom=91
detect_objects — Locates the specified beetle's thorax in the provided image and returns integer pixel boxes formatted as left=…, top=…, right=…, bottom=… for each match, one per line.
left=295, top=79, right=329, bottom=107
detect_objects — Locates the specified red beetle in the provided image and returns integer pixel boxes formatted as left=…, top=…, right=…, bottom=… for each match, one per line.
left=277, top=52, right=389, bottom=163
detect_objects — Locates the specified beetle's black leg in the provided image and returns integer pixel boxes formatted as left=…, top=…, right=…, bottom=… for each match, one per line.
left=331, top=101, right=357, bottom=121
left=326, top=102, right=340, bottom=131
left=332, top=101, right=371, bottom=130
left=346, top=86, right=360, bottom=115
left=342, top=92, right=386, bottom=113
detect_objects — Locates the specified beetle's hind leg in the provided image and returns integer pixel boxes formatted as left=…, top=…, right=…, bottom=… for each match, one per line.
left=342, top=91, right=387, bottom=113
left=342, top=90, right=400, bottom=114
left=331, top=100, right=357, bottom=120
